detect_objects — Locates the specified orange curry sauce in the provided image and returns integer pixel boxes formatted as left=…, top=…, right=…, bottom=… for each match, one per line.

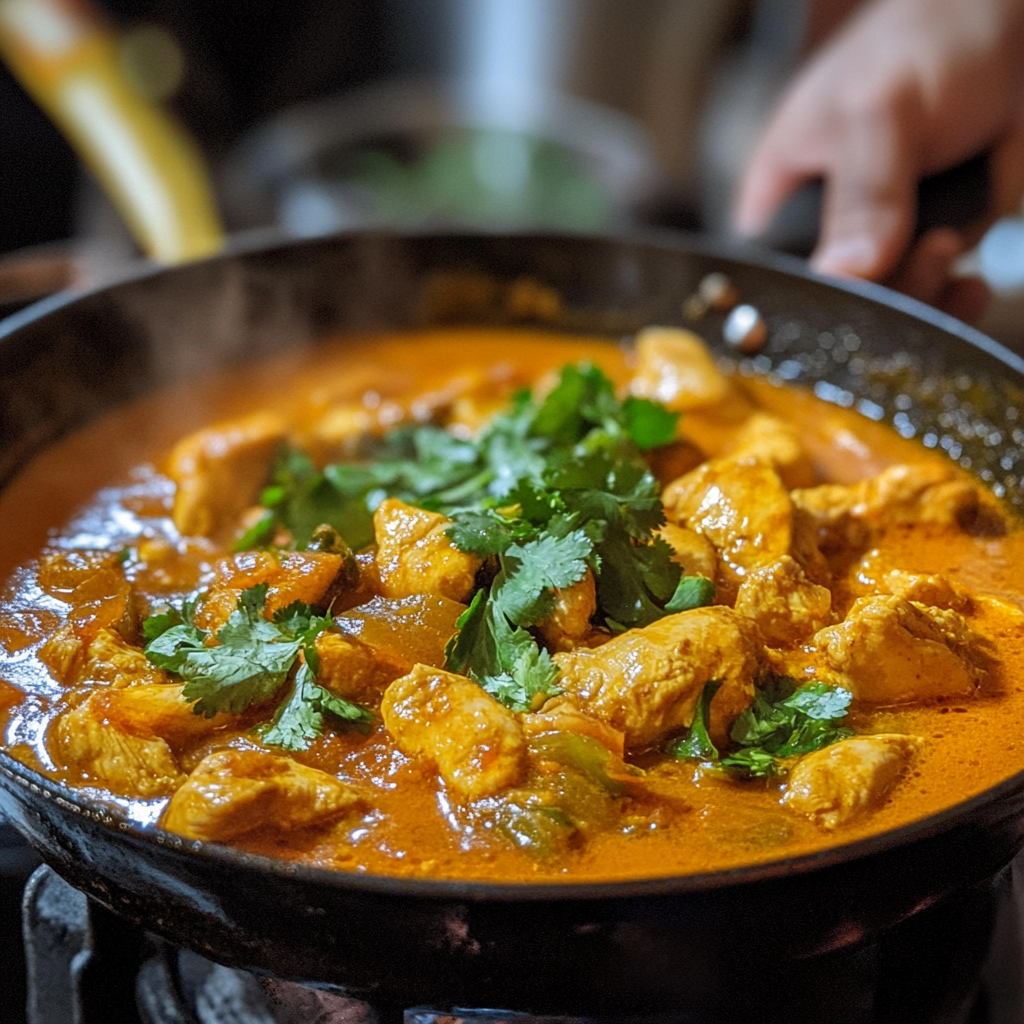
left=1, top=329, right=1023, bottom=882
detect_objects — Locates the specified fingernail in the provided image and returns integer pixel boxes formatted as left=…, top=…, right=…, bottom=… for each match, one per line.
left=812, top=236, right=879, bottom=278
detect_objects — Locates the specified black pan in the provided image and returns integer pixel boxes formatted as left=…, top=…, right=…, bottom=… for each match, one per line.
left=1, top=231, right=1023, bottom=1024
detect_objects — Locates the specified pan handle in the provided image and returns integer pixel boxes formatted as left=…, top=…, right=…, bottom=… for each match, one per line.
left=755, top=150, right=994, bottom=260
left=0, top=0, right=224, bottom=264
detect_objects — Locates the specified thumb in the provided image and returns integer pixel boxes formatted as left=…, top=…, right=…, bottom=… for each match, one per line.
left=811, top=114, right=917, bottom=280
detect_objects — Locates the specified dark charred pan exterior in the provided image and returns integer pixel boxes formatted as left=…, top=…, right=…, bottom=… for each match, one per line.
left=2, top=232, right=1024, bottom=1022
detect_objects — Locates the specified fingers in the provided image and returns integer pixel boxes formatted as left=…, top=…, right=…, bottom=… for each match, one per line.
left=935, top=276, right=990, bottom=325
left=811, top=109, right=918, bottom=280
left=886, top=229, right=963, bottom=304
left=886, top=229, right=990, bottom=325
left=733, top=135, right=810, bottom=238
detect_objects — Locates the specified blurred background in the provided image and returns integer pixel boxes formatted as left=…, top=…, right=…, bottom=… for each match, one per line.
left=1, top=0, right=1024, bottom=332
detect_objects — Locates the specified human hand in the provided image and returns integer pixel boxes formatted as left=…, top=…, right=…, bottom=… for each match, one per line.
left=734, top=0, right=1024, bottom=317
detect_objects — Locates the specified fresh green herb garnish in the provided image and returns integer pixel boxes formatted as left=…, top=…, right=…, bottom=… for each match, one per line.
left=669, top=676, right=854, bottom=778
left=238, top=447, right=376, bottom=552
left=235, top=363, right=714, bottom=711
left=666, top=679, right=722, bottom=761
left=143, top=586, right=372, bottom=748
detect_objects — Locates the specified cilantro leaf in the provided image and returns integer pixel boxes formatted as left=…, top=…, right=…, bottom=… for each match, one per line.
left=621, top=396, right=679, bottom=450
left=499, top=532, right=592, bottom=627
left=444, top=587, right=562, bottom=712
left=665, top=575, right=716, bottom=614
left=666, top=679, right=722, bottom=761
left=446, top=510, right=533, bottom=557
left=143, top=588, right=372, bottom=740
left=143, top=622, right=207, bottom=670
left=242, top=446, right=375, bottom=553
left=261, top=662, right=373, bottom=751
left=670, top=676, right=854, bottom=779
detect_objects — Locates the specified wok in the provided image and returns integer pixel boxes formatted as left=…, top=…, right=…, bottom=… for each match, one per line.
left=1, top=231, right=1024, bottom=1023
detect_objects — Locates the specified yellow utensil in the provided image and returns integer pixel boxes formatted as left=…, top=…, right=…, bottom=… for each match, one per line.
left=0, top=0, right=224, bottom=264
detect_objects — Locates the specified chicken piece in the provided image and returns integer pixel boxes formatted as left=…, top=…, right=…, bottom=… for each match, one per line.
left=373, top=499, right=482, bottom=604
left=82, top=629, right=169, bottom=688
left=443, top=366, right=528, bottom=436
left=792, top=463, right=981, bottom=554
left=658, top=523, right=718, bottom=581
left=537, top=571, right=597, bottom=651
left=553, top=607, right=762, bottom=749
left=90, top=683, right=233, bottom=747
left=192, top=550, right=354, bottom=633
left=723, top=412, right=816, bottom=490
left=662, top=457, right=827, bottom=598
left=523, top=696, right=626, bottom=758
left=51, top=695, right=184, bottom=798
left=814, top=596, right=991, bottom=703
left=167, top=411, right=287, bottom=539
left=306, top=400, right=407, bottom=463
left=162, top=748, right=365, bottom=842
left=36, top=549, right=123, bottom=597
left=873, top=570, right=972, bottom=612
left=783, top=734, right=924, bottom=828
left=37, top=623, right=88, bottom=685
left=734, top=556, right=833, bottom=645
left=315, top=632, right=412, bottom=705
left=381, top=665, right=527, bottom=798
left=630, top=327, right=752, bottom=419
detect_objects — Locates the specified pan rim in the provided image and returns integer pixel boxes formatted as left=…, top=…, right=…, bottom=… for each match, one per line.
left=1, top=226, right=1023, bottom=903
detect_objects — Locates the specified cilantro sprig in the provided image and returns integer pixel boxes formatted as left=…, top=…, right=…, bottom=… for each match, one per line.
left=236, top=448, right=376, bottom=552
left=143, top=585, right=372, bottom=749
left=668, top=676, right=854, bottom=778
left=235, top=363, right=714, bottom=712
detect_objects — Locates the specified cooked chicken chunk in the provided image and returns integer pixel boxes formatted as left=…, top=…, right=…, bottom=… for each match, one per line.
left=192, top=550, right=355, bottom=633
left=162, top=748, right=365, bottom=842
left=658, top=523, right=718, bottom=580
left=51, top=693, right=184, bottom=798
left=39, top=627, right=168, bottom=689
left=315, top=632, right=412, bottom=705
left=36, top=549, right=124, bottom=597
left=734, top=556, right=832, bottom=645
left=307, top=401, right=406, bottom=462
left=373, top=499, right=482, bottom=604
left=723, top=412, right=816, bottom=490
left=630, top=327, right=751, bottom=419
left=662, top=457, right=827, bottom=597
left=168, top=411, right=287, bottom=538
left=91, top=683, right=233, bottom=747
left=792, top=463, right=981, bottom=554
left=783, top=734, right=923, bottom=828
left=814, top=596, right=990, bottom=703
left=37, top=624, right=88, bottom=685
left=83, top=629, right=167, bottom=687
left=873, top=570, right=972, bottom=612
left=553, top=607, right=762, bottom=749
left=381, top=665, right=527, bottom=798
left=537, top=571, right=597, bottom=651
